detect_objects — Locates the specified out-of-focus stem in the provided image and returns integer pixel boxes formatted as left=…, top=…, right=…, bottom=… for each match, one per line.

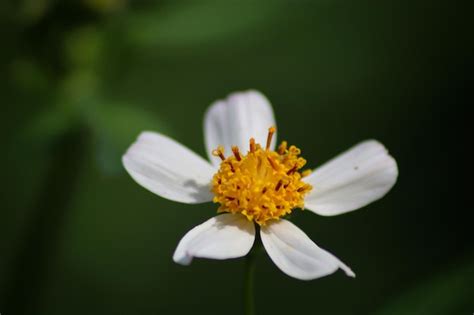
left=3, top=126, right=87, bottom=314
left=244, top=236, right=261, bottom=315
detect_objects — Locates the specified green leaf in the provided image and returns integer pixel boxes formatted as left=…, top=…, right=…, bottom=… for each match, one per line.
left=125, top=1, right=284, bottom=47
left=21, top=106, right=78, bottom=148
left=63, top=26, right=105, bottom=68
left=84, top=101, right=170, bottom=175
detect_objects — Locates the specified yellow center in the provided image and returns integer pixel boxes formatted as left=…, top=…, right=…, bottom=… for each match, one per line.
left=211, top=127, right=313, bottom=225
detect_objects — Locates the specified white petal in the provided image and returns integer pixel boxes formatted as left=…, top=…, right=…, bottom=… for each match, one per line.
left=122, top=131, right=215, bottom=204
left=173, top=214, right=255, bottom=265
left=260, top=219, right=354, bottom=281
left=204, top=90, right=277, bottom=166
left=304, top=140, right=398, bottom=216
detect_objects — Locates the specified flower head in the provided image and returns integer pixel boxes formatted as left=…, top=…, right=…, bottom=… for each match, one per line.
left=211, top=128, right=312, bottom=225
left=123, top=90, right=398, bottom=280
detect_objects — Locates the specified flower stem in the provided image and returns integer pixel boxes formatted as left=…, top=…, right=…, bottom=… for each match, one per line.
left=244, top=251, right=257, bottom=315
left=244, top=238, right=261, bottom=315
left=3, top=127, right=87, bottom=315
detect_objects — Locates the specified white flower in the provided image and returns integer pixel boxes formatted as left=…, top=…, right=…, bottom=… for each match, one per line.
left=122, top=90, right=398, bottom=280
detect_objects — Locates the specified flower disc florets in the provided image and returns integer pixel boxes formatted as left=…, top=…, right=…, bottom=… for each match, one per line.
left=211, top=127, right=312, bottom=225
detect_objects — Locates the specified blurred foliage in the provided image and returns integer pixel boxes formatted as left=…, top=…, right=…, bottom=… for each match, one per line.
left=373, top=257, right=474, bottom=315
left=0, top=0, right=472, bottom=315
left=125, top=1, right=286, bottom=47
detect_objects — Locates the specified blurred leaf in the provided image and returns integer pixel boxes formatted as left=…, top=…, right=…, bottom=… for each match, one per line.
left=372, top=257, right=474, bottom=315
left=21, top=106, right=78, bottom=148
left=19, top=0, right=51, bottom=24
left=64, top=26, right=105, bottom=68
left=59, top=70, right=101, bottom=105
left=9, top=58, right=52, bottom=93
left=84, top=102, right=170, bottom=175
left=126, top=1, right=284, bottom=47
left=83, top=0, right=126, bottom=14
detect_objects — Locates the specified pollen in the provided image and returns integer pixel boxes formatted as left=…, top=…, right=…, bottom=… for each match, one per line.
left=211, top=127, right=313, bottom=225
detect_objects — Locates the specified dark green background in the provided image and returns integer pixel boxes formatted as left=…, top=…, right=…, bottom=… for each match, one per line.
left=1, top=1, right=472, bottom=314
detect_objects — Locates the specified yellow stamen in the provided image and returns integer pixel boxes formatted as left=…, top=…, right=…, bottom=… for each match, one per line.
left=249, top=138, right=256, bottom=153
left=266, top=126, right=276, bottom=150
left=275, top=179, right=283, bottom=191
left=278, top=141, right=287, bottom=155
left=212, top=145, right=226, bottom=161
left=267, top=156, right=279, bottom=170
left=211, top=128, right=313, bottom=226
left=231, top=146, right=242, bottom=161
left=287, top=164, right=298, bottom=175
left=301, top=169, right=312, bottom=178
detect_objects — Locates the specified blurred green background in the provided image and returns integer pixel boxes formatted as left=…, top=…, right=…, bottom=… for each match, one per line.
left=1, top=0, right=472, bottom=314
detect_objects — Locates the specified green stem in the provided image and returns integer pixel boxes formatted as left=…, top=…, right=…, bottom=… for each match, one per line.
left=3, top=127, right=87, bottom=314
left=244, top=250, right=257, bottom=315
left=244, top=236, right=262, bottom=315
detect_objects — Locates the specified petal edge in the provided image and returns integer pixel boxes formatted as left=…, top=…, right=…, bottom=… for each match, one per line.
left=304, top=140, right=398, bottom=216
left=204, top=90, right=277, bottom=166
left=123, top=131, right=215, bottom=204
left=173, top=214, right=256, bottom=265
left=261, top=219, right=354, bottom=280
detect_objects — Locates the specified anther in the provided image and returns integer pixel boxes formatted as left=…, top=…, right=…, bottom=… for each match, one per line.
left=301, top=170, right=312, bottom=178
left=267, top=156, right=278, bottom=170
left=212, top=146, right=226, bottom=161
left=287, top=164, right=298, bottom=175
left=275, top=180, right=283, bottom=191
left=278, top=141, right=287, bottom=155
left=249, top=138, right=256, bottom=153
left=266, top=126, right=276, bottom=150
left=289, top=145, right=301, bottom=155
left=231, top=146, right=242, bottom=161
